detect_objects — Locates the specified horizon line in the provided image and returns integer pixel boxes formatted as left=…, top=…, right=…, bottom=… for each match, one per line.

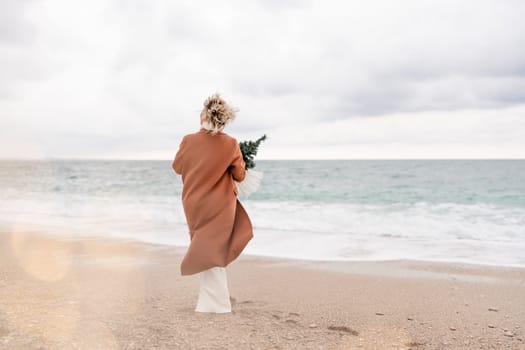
left=1, top=157, right=524, bottom=161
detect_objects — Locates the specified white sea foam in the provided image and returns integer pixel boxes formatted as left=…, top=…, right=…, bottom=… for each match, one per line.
left=2, top=195, right=524, bottom=267
left=241, top=200, right=525, bottom=266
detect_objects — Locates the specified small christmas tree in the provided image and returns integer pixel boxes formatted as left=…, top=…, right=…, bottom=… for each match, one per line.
left=239, top=135, right=267, bottom=170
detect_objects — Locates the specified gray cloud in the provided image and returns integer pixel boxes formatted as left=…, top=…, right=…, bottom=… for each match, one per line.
left=0, top=0, right=36, bottom=44
left=1, top=0, right=524, bottom=159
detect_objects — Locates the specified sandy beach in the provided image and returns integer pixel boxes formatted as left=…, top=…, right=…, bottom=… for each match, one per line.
left=1, top=228, right=524, bottom=350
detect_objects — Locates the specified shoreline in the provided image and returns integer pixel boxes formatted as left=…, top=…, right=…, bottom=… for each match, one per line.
left=1, top=228, right=524, bottom=349
left=3, top=221, right=525, bottom=272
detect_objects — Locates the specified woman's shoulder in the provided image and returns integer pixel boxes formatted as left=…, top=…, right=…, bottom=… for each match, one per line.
left=223, top=133, right=240, bottom=147
left=189, top=129, right=238, bottom=143
left=222, top=132, right=238, bottom=142
left=182, top=130, right=205, bottom=140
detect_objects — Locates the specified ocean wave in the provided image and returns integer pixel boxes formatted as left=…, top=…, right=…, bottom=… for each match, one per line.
left=1, top=159, right=524, bottom=266
left=1, top=195, right=524, bottom=266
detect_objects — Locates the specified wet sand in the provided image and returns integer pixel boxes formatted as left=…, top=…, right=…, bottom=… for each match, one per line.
left=0, top=229, right=524, bottom=349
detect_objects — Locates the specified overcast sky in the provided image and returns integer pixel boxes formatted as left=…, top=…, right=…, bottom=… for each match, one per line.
left=1, top=0, right=524, bottom=159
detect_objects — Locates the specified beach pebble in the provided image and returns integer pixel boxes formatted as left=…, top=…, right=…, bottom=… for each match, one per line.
left=407, top=317, right=414, bottom=321
left=488, top=307, right=499, bottom=312
left=449, top=326, right=456, bottom=331
left=503, top=331, right=514, bottom=337
left=308, top=323, right=318, bottom=328
left=488, top=324, right=496, bottom=328
left=375, top=312, right=384, bottom=316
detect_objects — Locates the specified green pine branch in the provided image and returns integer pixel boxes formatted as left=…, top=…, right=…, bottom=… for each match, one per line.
left=239, top=134, right=267, bottom=169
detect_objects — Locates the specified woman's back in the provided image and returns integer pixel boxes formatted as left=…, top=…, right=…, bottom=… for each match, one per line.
left=173, top=127, right=246, bottom=233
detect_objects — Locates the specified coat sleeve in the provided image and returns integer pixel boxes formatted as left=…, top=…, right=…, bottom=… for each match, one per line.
left=172, top=136, right=186, bottom=175
left=229, top=140, right=246, bottom=182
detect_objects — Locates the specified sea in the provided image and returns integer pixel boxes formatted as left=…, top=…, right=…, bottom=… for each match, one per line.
left=1, top=160, right=524, bottom=267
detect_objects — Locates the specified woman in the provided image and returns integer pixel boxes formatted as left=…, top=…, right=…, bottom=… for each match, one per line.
left=172, top=93, right=254, bottom=313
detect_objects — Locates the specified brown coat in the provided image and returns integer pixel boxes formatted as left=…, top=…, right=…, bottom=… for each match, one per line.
left=172, top=127, right=253, bottom=276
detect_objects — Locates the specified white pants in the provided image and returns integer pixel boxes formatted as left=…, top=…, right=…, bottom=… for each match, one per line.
left=195, top=266, right=232, bottom=313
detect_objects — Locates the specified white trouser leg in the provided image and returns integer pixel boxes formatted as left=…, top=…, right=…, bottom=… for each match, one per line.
left=195, top=266, right=232, bottom=313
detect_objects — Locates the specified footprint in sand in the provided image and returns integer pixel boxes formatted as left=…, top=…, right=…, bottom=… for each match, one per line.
left=238, top=300, right=253, bottom=304
left=237, top=300, right=268, bottom=307
left=327, top=325, right=359, bottom=336
left=271, top=312, right=300, bottom=325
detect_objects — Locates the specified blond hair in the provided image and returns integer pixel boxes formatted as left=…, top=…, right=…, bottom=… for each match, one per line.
left=202, top=92, right=238, bottom=135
